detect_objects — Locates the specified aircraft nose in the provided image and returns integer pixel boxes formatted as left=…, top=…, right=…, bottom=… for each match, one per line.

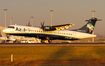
left=2, top=29, right=7, bottom=33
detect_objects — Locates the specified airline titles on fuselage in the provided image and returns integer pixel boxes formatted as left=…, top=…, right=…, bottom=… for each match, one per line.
left=15, top=27, right=73, bottom=36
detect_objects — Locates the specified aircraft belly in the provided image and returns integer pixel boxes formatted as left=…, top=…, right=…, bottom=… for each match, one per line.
left=7, top=33, right=78, bottom=40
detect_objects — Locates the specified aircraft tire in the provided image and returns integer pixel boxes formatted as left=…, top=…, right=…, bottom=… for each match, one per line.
left=48, top=40, right=52, bottom=43
left=41, top=40, right=45, bottom=43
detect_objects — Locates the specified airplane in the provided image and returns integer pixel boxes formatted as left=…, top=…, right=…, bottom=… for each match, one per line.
left=2, top=17, right=101, bottom=43
left=0, top=32, right=16, bottom=43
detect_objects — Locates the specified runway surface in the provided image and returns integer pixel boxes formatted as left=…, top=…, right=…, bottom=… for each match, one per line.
left=0, top=43, right=105, bottom=47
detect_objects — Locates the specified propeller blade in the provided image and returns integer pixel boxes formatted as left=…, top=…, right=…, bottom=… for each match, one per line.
left=40, top=21, right=45, bottom=30
left=43, top=21, right=45, bottom=26
left=40, top=21, right=42, bottom=26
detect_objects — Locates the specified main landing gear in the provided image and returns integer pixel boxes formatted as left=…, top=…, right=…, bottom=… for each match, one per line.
left=41, top=37, right=52, bottom=43
left=41, top=39, right=52, bottom=43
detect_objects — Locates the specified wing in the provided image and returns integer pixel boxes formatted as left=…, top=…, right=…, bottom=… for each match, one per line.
left=43, top=23, right=75, bottom=31
left=52, top=24, right=75, bottom=30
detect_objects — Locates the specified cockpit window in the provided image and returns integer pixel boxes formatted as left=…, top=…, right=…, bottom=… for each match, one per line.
left=8, top=26, right=15, bottom=28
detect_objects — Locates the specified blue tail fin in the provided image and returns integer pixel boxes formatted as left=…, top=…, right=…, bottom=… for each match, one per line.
left=73, top=18, right=101, bottom=34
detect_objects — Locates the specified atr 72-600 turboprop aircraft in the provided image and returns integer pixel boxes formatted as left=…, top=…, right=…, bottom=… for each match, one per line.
left=3, top=17, right=101, bottom=43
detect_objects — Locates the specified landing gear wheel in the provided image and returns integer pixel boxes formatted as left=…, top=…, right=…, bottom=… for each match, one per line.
left=41, top=40, right=45, bottom=43
left=48, top=40, right=52, bottom=43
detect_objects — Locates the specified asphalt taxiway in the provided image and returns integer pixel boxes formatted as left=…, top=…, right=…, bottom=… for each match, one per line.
left=0, top=43, right=105, bottom=47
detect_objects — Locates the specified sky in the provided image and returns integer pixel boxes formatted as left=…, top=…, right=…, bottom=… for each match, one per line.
left=0, top=0, right=105, bottom=36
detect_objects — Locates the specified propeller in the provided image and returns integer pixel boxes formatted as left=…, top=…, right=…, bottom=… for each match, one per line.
left=41, top=21, right=45, bottom=29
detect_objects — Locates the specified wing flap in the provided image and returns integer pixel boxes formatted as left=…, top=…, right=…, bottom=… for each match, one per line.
left=42, top=23, right=75, bottom=31
left=55, top=24, right=75, bottom=30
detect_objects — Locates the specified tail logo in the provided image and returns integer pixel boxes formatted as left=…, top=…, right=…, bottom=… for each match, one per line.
left=86, top=23, right=94, bottom=33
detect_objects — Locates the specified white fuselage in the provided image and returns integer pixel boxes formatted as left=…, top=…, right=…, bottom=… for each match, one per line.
left=3, top=25, right=96, bottom=40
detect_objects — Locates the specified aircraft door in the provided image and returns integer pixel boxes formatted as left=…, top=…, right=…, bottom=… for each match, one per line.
left=73, top=32, right=76, bottom=39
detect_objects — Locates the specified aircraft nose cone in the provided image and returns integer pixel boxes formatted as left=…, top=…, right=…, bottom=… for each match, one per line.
left=2, top=29, right=7, bottom=33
